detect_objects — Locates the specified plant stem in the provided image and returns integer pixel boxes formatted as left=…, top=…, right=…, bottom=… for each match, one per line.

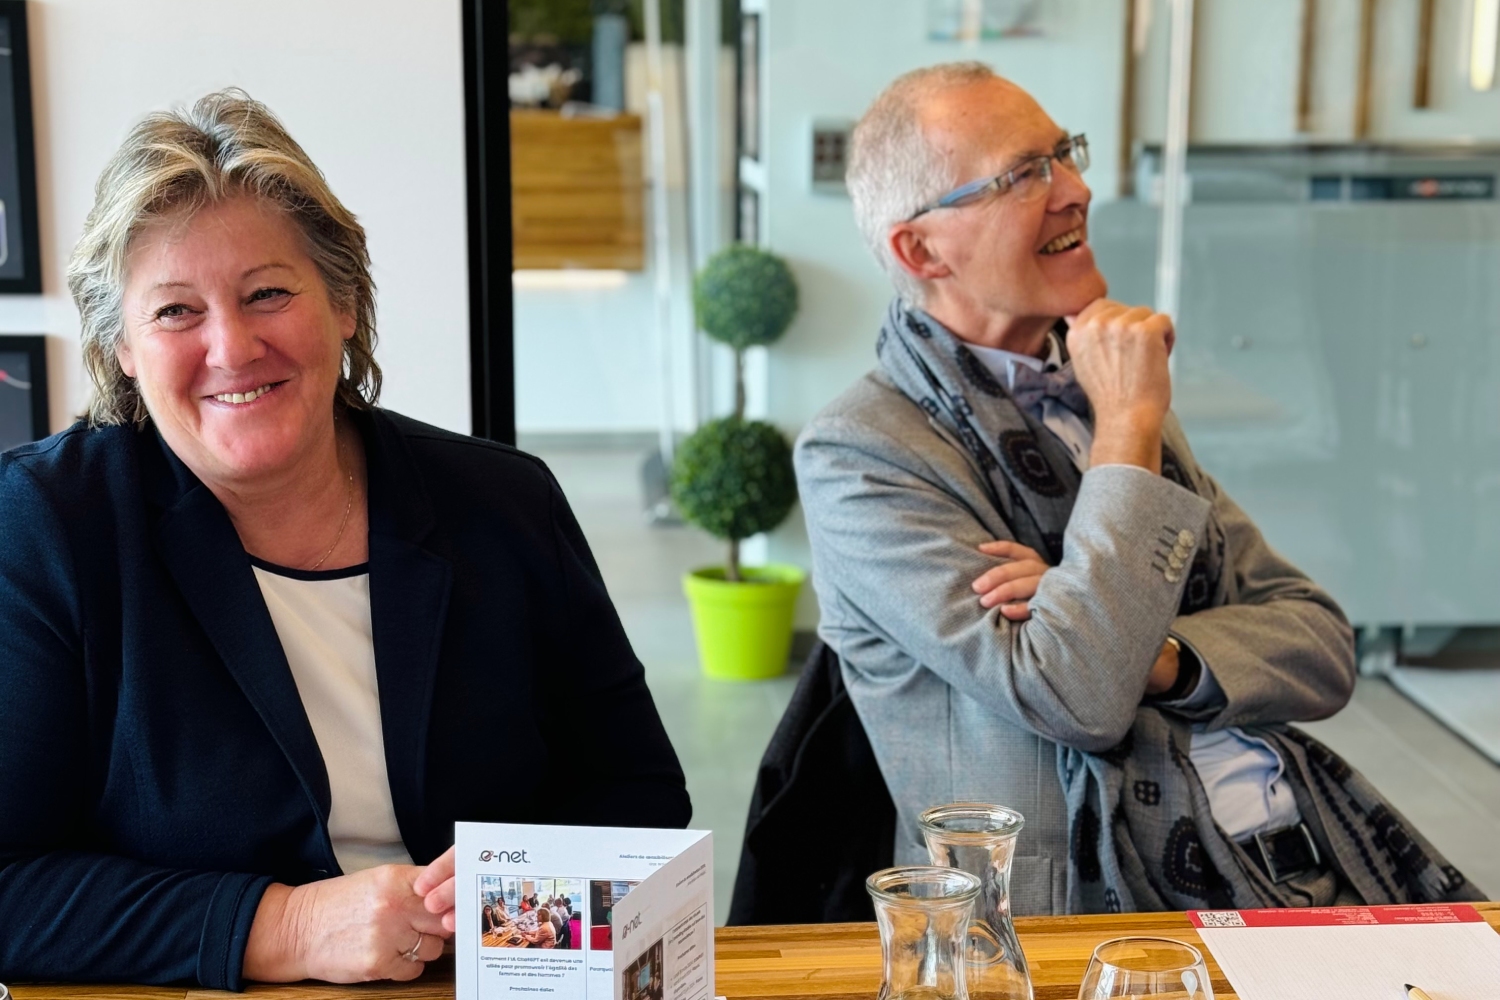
left=734, top=348, right=745, bottom=421
left=727, top=537, right=741, bottom=583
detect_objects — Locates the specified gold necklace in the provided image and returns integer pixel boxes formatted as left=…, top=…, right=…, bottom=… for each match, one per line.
left=309, top=467, right=355, bottom=572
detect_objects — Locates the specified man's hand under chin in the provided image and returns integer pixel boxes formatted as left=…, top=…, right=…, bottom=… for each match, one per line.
left=1066, top=299, right=1175, bottom=474
left=974, top=300, right=1185, bottom=694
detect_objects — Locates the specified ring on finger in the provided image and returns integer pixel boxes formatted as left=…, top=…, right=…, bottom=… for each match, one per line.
left=402, top=932, right=425, bottom=962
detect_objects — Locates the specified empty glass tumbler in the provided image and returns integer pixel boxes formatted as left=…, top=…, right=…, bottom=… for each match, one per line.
left=1077, top=937, right=1215, bottom=999
left=920, top=803, right=1034, bottom=1000
left=867, top=866, right=983, bottom=1000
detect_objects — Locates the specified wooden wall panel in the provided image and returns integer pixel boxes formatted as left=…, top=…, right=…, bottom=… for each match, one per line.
left=510, top=110, right=645, bottom=270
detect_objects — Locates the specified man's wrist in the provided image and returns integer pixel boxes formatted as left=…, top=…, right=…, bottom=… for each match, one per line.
left=1088, top=413, right=1164, bottom=473
left=1153, top=636, right=1202, bottom=702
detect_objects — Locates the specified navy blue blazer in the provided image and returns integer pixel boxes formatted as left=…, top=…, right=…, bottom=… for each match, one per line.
left=0, top=408, right=691, bottom=990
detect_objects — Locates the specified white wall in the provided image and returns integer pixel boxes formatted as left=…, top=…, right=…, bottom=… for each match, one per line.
left=5, top=0, right=470, bottom=435
left=513, top=204, right=697, bottom=436
left=1133, top=0, right=1500, bottom=144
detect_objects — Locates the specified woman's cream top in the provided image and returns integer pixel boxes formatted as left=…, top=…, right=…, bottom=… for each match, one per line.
left=251, top=559, right=414, bottom=874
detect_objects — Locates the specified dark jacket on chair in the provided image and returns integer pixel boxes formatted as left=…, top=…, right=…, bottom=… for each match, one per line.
left=728, top=641, right=895, bottom=925
left=0, top=409, right=690, bottom=990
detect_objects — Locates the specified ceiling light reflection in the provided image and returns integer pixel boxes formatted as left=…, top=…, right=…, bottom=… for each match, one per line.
left=512, top=270, right=630, bottom=291
left=1474, top=0, right=1499, bottom=91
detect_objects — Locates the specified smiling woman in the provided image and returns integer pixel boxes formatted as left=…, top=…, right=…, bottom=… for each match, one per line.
left=0, top=90, right=690, bottom=991
left=113, top=196, right=368, bottom=570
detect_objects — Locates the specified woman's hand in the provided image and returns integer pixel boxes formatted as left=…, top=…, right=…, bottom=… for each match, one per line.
left=413, top=845, right=459, bottom=934
left=244, top=864, right=450, bottom=984
left=971, top=540, right=1050, bottom=621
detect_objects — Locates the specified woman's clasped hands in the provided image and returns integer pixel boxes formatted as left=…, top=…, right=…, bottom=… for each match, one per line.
left=244, top=846, right=461, bottom=983
left=414, top=845, right=461, bottom=933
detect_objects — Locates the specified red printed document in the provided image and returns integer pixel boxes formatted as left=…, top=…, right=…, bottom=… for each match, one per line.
left=1189, top=904, right=1500, bottom=1000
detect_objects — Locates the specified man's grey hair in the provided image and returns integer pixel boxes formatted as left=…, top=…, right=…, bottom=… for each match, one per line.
left=846, top=61, right=999, bottom=305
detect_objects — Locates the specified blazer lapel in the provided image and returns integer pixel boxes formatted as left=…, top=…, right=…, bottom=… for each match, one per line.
left=148, top=440, right=333, bottom=826
left=360, top=411, right=453, bottom=859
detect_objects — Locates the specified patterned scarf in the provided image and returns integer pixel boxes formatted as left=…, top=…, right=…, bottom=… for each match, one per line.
left=875, top=297, right=1229, bottom=606
left=876, top=297, right=1479, bottom=912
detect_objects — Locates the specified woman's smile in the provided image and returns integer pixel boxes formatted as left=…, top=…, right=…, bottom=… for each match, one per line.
left=206, top=379, right=288, bottom=406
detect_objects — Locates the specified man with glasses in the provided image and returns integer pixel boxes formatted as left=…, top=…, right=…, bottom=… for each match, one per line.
left=794, top=63, right=1475, bottom=915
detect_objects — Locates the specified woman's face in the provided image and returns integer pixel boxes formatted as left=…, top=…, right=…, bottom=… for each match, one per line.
left=118, top=195, right=355, bottom=489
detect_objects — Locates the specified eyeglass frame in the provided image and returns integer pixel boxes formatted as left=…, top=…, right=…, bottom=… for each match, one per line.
left=906, top=133, right=1090, bottom=221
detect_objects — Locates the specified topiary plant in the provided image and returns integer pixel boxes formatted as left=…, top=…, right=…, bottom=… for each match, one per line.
left=670, top=418, right=797, bottom=583
left=693, top=245, right=799, bottom=418
left=676, top=245, right=800, bottom=582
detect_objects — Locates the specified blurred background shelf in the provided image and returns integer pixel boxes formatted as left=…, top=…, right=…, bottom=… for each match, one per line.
left=511, top=109, right=645, bottom=270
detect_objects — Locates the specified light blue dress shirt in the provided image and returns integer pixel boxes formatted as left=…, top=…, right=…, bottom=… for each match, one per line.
left=968, top=334, right=1302, bottom=842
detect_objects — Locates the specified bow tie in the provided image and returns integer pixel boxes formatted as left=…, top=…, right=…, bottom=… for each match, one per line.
left=1009, top=362, right=1090, bottom=419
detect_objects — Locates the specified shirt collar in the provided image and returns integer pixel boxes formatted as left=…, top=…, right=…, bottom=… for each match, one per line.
left=965, top=330, right=1064, bottom=391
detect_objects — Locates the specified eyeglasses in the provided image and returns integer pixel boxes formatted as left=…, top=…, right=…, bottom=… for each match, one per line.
left=908, top=133, right=1090, bottom=220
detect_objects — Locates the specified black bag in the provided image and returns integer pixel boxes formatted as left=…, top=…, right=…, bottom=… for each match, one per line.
left=727, top=641, right=896, bottom=925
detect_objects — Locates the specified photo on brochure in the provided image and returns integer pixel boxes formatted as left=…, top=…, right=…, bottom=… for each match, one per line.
left=479, top=875, right=585, bottom=950
left=589, top=879, right=641, bottom=951
left=453, top=822, right=711, bottom=1000
left=620, top=938, right=664, bottom=1000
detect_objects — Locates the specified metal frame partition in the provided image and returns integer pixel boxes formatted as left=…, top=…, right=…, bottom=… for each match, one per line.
left=463, top=0, right=517, bottom=445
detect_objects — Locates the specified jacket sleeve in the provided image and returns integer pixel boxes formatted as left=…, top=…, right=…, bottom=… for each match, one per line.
left=796, top=416, right=1212, bottom=753
left=535, top=466, right=692, bottom=828
left=0, top=457, right=270, bottom=991
left=1168, top=469, right=1356, bottom=729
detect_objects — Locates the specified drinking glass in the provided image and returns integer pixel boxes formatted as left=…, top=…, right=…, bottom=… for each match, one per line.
left=1077, top=937, right=1215, bottom=1000
left=867, top=865, right=982, bottom=1000
left=920, top=803, right=1033, bottom=1000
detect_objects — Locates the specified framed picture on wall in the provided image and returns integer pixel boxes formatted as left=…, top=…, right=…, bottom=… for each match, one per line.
left=0, top=335, right=47, bottom=450
left=0, top=1, right=40, bottom=294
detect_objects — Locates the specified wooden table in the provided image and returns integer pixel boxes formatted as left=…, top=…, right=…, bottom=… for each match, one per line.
left=717, top=904, right=1500, bottom=1000
left=11, top=904, right=1500, bottom=999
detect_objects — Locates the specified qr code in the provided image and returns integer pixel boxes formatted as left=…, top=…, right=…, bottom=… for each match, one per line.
left=1197, top=911, right=1246, bottom=927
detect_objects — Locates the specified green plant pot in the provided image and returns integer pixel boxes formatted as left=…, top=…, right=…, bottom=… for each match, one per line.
left=683, top=564, right=806, bottom=681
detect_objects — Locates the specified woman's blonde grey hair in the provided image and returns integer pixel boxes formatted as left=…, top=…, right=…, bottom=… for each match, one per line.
left=846, top=61, right=998, bottom=306
left=67, top=88, right=380, bottom=426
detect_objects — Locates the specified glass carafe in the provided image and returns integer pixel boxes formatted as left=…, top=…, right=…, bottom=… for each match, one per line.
left=866, top=866, right=982, bottom=1000
left=920, top=803, right=1034, bottom=1000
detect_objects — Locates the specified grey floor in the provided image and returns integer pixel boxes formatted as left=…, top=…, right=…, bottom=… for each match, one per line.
left=536, top=443, right=1500, bottom=922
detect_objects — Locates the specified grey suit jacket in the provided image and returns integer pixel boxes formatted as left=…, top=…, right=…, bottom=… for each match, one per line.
left=794, top=370, right=1355, bottom=915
